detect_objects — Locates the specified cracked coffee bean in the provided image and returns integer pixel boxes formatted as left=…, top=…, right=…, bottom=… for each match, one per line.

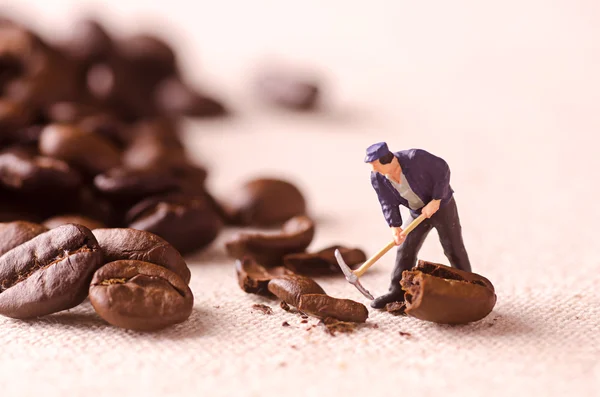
left=267, top=274, right=326, bottom=307
left=235, top=257, right=292, bottom=295
left=43, top=214, right=105, bottom=230
left=0, top=224, right=104, bottom=319
left=89, top=260, right=193, bottom=331
left=0, top=221, right=48, bottom=256
left=126, top=193, right=222, bottom=254
left=92, top=228, right=190, bottom=284
left=298, top=294, right=368, bottom=323
left=254, top=68, right=321, bottom=111
left=225, top=215, right=315, bottom=267
left=283, top=245, right=366, bottom=275
left=39, top=124, right=121, bottom=176
left=155, top=78, right=227, bottom=117
left=400, top=260, right=497, bottom=324
left=222, top=178, right=307, bottom=226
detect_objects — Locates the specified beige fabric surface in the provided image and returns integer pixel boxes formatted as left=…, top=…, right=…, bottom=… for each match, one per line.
left=2, top=1, right=600, bottom=396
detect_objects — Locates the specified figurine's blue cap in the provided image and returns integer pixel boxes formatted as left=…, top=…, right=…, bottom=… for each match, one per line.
left=364, top=142, right=390, bottom=163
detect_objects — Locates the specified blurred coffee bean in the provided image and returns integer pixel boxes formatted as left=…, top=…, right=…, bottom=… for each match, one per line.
left=0, top=99, right=34, bottom=143
left=94, top=167, right=179, bottom=200
left=0, top=221, right=48, bottom=257
left=45, top=101, right=98, bottom=123
left=63, top=19, right=113, bottom=63
left=75, top=187, right=118, bottom=227
left=283, top=245, right=366, bottom=276
left=117, top=34, right=178, bottom=86
left=122, top=133, right=187, bottom=170
left=78, top=113, right=128, bottom=148
left=39, top=124, right=121, bottom=175
left=127, top=193, right=222, bottom=254
left=254, top=68, right=320, bottom=111
left=222, top=178, right=307, bottom=226
left=43, top=214, right=105, bottom=230
left=0, top=146, right=81, bottom=192
left=155, top=78, right=227, bottom=117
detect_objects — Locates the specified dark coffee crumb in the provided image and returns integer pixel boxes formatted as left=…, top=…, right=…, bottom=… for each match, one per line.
left=252, top=304, right=273, bottom=315
left=290, top=345, right=297, bottom=349
left=487, top=323, right=494, bottom=328
left=372, top=323, right=379, bottom=329
left=213, top=305, right=221, bottom=309
left=278, top=362, right=287, bottom=367
left=301, top=314, right=308, bottom=319
left=385, top=301, right=406, bottom=314
left=399, top=331, right=412, bottom=338
left=280, top=301, right=291, bottom=311
left=300, top=319, right=308, bottom=324
left=319, top=317, right=357, bottom=336
left=282, top=321, right=290, bottom=327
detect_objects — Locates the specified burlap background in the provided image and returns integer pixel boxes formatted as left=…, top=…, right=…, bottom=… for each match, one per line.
left=1, top=1, right=599, bottom=396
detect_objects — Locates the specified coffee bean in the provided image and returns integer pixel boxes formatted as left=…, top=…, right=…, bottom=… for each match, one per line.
left=94, top=167, right=180, bottom=201
left=0, top=224, right=104, bottom=319
left=283, top=245, right=366, bottom=275
left=225, top=215, right=315, bottom=267
left=254, top=68, right=320, bottom=111
left=385, top=301, right=406, bottom=315
left=44, top=101, right=98, bottom=123
left=235, top=257, right=292, bottom=295
left=155, top=78, right=227, bottom=117
left=64, top=19, right=113, bottom=63
left=400, top=260, right=496, bottom=324
left=39, top=124, right=121, bottom=175
left=43, top=214, right=105, bottom=230
left=0, top=146, right=81, bottom=192
left=78, top=113, right=128, bottom=149
left=298, top=294, right=368, bottom=323
left=122, top=133, right=187, bottom=170
left=126, top=193, right=222, bottom=254
left=89, top=260, right=193, bottom=331
left=117, top=34, right=178, bottom=85
left=92, top=228, right=190, bottom=284
left=0, top=221, right=48, bottom=257
left=222, top=178, right=307, bottom=226
left=267, top=274, right=326, bottom=307
left=0, top=99, right=35, bottom=143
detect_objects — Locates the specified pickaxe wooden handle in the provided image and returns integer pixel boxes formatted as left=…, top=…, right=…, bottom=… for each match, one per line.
left=353, top=214, right=427, bottom=277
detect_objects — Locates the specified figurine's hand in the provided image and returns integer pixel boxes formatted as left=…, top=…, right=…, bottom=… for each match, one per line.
left=391, top=227, right=406, bottom=245
left=422, top=199, right=441, bottom=218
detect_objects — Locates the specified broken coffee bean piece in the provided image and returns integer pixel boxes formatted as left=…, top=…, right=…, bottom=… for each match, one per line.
left=283, top=245, right=366, bottom=275
left=298, top=294, right=369, bottom=323
left=235, top=257, right=292, bottom=296
left=254, top=68, right=321, bottom=111
left=267, top=274, right=326, bottom=307
left=400, top=260, right=497, bottom=325
left=385, top=301, right=406, bottom=315
left=225, top=215, right=315, bottom=267
left=89, top=260, right=193, bottom=331
left=319, top=317, right=357, bottom=336
left=251, top=304, right=273, bottom=315
left=222, top=178, right=307, bottom=226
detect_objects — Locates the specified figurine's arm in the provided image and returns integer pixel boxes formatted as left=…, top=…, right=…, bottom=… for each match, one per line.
left=416, top=149, right=451, bottom=200
left=371, top=172, right=402, bottom=227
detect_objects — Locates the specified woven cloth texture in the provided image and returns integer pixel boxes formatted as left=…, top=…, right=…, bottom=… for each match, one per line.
left=2, top=1, right=600, bottom=396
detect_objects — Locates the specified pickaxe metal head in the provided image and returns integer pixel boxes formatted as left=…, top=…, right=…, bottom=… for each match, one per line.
left=334, top=249, right=374, bottom=300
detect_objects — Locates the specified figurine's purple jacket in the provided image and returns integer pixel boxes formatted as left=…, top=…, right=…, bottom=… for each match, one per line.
left=371, top=149, right=454, bottom=227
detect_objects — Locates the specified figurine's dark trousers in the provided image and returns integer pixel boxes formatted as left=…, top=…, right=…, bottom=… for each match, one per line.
left=390, top=196, right=471, bottom=293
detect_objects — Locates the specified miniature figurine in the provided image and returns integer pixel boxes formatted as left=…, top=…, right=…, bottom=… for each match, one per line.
left=365, top=142, right=472, bottom=308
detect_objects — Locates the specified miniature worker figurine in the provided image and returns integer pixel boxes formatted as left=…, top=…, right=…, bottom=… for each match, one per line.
left=365, top=142, right=472, bottom=308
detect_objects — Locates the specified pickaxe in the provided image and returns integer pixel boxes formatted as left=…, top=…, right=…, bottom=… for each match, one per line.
left=334, top=214, right=427, bottom=300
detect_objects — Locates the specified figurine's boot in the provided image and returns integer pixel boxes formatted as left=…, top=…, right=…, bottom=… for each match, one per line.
left=371, top=213, right=433, bottom=309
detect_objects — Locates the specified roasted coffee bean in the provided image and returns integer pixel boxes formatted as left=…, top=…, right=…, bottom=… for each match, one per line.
left=44, top=101, right=98, bottom=123
left=254, top=68, right=320, bottom=111
left=63, top=19, right=113, bottom=63
left=94, top=167, right=180, bottom=201
left=92, top=228, right=190, bottom=284
left=225, top=215, right=315, bottom=267
left=126, top=193, right=222, bottom=254
left=155, top=78, right=227, bottom=117
left=39, top=124, right=121, bottom=175
left=222, top=178, right=307, bottom=226
left=0, top=221, right=48, bottom=257
left=78, top=113, right=128, bottom=148
left=267, top=274, right=325, bottom=307
left=0, top=224, right=104, bottom=319
left=117, top=34, right=178, bottom=85
left=0, top=146, right=81, bottom=191
left=0, top=99, right=34, bottom=142
left=283, top=245, right=366, bottom=275
left=298, top=294, right=368, bottom=323
left=235, top=257, right=292, bottom=295
left=89, top=260, right=193, bottom=331
left=43, top=214, right=105, bottom=230
left=400, top=260, right=496, bottom=325
left=385, top=301, right=406, bottom=315
left=122, top=133, right=188, bottom=170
